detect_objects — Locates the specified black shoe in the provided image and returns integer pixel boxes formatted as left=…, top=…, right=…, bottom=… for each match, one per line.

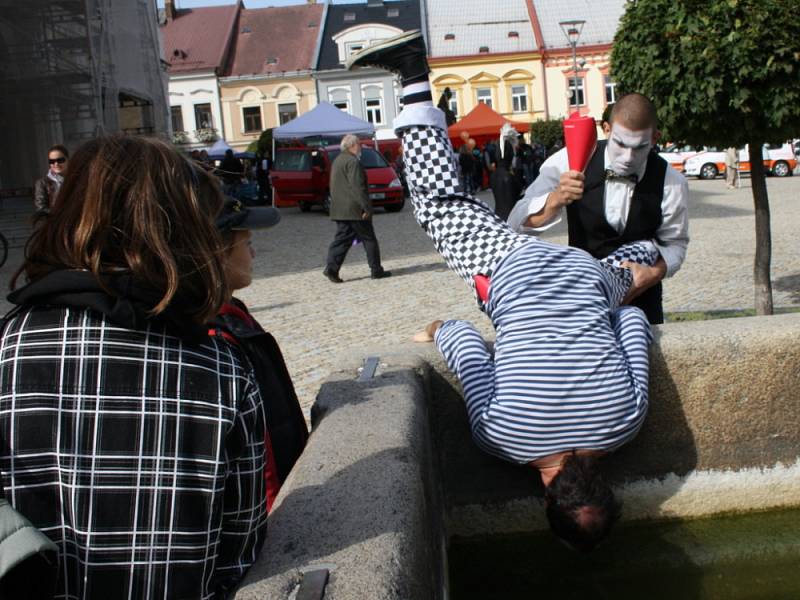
left=345, top=30, right=429, bottom=84
left=323, top=269, right=343, bottom=284
left=371, top=270, right=392, bottom=280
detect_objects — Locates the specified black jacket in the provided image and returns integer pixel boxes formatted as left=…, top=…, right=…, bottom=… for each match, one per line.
left=211, top=299, right=308, bottom=486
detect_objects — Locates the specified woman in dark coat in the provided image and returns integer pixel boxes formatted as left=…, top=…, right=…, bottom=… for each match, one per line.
left=490, top=124, right=521, bottom=221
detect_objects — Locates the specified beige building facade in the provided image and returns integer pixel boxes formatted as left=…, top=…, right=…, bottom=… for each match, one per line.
left=219, top=76, right=318, bottom=151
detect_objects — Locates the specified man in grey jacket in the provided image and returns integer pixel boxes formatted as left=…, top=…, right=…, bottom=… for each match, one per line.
left=323, top=134, right=391, bottom=283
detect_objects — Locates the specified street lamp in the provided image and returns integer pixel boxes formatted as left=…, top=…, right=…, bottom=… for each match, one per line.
left=559, top=19, right=586, bottom=111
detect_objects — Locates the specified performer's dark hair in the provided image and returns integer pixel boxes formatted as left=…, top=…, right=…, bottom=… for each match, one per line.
left=544, top=454, right=622, bottom=552
left=610, top=93, right=657, bottom=130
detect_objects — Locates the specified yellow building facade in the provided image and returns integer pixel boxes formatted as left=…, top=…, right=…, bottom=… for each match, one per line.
left=218, top=76, right=318, bottom=151
left=429, top=53, right=546, bottom=125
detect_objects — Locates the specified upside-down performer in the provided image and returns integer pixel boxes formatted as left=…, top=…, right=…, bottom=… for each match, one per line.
left=348, top=31, right=658, bottom=551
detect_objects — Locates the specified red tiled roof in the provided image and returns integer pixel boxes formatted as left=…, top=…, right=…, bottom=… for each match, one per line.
left=226, top=4, right=324, bottom=77
left=160, top=4, right=240, bottom=74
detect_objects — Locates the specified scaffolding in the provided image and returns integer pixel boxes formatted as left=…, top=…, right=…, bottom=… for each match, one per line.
left=0, top=0, right=168, bottom=194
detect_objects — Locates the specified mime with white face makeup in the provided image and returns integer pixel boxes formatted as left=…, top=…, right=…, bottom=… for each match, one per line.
left=508, top=93, right=690, bottom=324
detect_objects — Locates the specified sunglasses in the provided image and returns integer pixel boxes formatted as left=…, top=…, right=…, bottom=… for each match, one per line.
left=49, top=157, right=67, bottom=165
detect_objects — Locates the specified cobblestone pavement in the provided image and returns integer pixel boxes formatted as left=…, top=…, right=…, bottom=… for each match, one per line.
left=1, top=176, right=798, bottom=417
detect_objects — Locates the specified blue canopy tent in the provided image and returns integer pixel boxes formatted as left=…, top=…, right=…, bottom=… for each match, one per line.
left=272, top=101, right=375, bottom=142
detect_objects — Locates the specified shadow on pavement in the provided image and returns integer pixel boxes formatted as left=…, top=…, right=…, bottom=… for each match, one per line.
left=774, top=272, right=800, bottom=303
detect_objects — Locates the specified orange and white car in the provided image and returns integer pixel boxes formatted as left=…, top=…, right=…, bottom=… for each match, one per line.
left=684, top=143, right=797, bottom=179
left=658, top=144, right=703, bottom=172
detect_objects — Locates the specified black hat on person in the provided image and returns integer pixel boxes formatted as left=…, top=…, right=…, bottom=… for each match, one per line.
left=216, top=198, right=281, bottom=232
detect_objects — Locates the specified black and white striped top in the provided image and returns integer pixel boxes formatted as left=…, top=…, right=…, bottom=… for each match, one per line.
left=436, top=240, right=652, bottom=464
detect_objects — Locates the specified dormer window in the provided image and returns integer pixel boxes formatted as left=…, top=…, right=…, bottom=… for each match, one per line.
left=508, top=31, right=519, bottom=38
left=241, top=26, right=252, bottom=33
left=444, top=33, right=455, bottom=41
left=479, top=46, right=490, bottom=53
left=387, top=8, right=399, bottom=17
left=266, top=57, right=278, bottom=65
left=344, top=12, right=356, bottom=22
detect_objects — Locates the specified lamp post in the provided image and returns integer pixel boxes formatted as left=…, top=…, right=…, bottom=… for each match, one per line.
left=559, top=19, right=586, bottom=111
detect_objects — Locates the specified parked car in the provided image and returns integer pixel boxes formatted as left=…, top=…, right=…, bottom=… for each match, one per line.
left=270, top=144, right=405, bottom=213
left=658, top=144, right=703, bottom=173
left=684, top=143, right=797, bottom=179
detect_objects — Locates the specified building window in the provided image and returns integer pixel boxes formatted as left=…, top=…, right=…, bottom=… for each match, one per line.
left=364, top=97, right=384, bottom=125
left=170, top=106, right=184, bottom=132
left=568, top=77, right=585, bottom=107
left=242, top=106, right=262, bottom=133
left=387, top=8, right=399, bottom=17
left=345, top=41, right=366, bottom=57
left=448, top=91, right=458, bottom=118
left=344, top=11, right=355, bottom=21
left=476, top=88, right=492, bottom=108
left=604, top=75, right=617, bottom=105
left=194, top=103, right=213, bottom=129
left=511, top=85, right=528, bottom=113
left=278, top=103, right=297, bottom=125
left=333, top=101, right=350, bottom=112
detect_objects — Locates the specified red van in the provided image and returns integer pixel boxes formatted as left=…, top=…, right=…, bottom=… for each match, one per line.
left=270, top=144, right=405, bottom=213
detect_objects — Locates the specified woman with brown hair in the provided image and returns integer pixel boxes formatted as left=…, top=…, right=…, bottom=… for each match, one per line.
left=0, top=136, right=268, bottom=599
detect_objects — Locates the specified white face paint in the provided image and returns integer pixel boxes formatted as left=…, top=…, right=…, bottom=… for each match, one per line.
left=607, top=123, right=654, bottom=176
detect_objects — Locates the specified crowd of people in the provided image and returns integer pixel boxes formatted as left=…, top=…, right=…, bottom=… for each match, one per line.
left=3, top=29, right=693, bottom=600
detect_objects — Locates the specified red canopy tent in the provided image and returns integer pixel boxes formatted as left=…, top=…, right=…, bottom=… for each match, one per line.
left=448, top=102, right=529, bottom=147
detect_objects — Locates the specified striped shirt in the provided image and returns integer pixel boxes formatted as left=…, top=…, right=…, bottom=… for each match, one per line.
left=435, top=240, right=652, bottom=464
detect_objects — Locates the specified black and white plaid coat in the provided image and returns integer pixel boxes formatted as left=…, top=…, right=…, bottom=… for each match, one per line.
left=0, top=300, right=268, bottom=599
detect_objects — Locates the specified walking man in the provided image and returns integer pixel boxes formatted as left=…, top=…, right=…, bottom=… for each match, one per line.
left=725, top=147, right=739, bottom=189
left=323, top=134, right=391, bottom=283
left=348, top=30, right=657, bottom=551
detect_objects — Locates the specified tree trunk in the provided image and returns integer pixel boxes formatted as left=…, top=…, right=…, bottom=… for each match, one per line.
left=748, top=141, right=774, bottom=315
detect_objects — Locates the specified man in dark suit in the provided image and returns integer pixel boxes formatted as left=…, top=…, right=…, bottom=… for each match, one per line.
left=323, top=134, right=391, bottom=283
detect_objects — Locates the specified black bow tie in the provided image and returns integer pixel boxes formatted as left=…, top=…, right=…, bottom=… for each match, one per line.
left=605, top=169, right=639, bottom=184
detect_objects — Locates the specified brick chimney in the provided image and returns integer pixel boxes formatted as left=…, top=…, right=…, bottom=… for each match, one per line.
left=165, top=0, right=177, bottom=22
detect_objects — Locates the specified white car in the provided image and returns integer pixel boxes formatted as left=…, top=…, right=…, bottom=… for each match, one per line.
left=658, top=145, right=703, bottom=172
left=684, top=143, right=797, bottom=179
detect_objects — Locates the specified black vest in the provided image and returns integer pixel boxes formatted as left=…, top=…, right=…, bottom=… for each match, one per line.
left=566, top=141, right=668, bottom=324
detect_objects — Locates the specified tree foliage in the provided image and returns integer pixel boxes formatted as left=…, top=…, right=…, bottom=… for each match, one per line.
left=246, top=128, right=273, bottom=156
left=611, top=0, right=800, bottom=147
left=530, top=118, right=564, bottom=149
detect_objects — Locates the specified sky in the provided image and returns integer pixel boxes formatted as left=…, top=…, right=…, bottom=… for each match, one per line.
left=156, top=0, right=365, bottom=7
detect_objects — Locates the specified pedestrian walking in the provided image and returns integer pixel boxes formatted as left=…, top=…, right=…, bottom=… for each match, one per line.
left=1, top=136, right=268, bottom=599
left=323, top=134, right=391, bottom=283
left=725, top=146, right=739, bottom=188
left=33, top=144, right=68, bottom=216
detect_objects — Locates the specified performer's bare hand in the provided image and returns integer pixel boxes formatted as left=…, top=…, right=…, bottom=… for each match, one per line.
left=362, top=211, right=371, bottom=220
left=621, top=259, right=667, bottom=304
left=551, top=170, right=585, bottom=207
left=412, top=320, right=444, bottom=343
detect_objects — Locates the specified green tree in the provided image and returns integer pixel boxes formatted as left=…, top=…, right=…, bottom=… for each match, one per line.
left=530, top=118, right=564, bottom=150
left=246, top=128, right=273, bottom=156
left=611, top=0, right=800, bottom=315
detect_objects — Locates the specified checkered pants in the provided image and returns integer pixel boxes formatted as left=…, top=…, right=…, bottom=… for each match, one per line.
left=400, top=125, right=659, bottom=309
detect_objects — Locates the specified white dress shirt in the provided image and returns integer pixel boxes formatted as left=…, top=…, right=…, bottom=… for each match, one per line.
left=507, top=147, right=690, bottom=277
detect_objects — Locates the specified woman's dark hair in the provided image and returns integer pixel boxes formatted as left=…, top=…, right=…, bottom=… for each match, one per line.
left=15, top=135, right=227, bottom=323
left=48, top=144, right=69, bottom=159
left=544, top=454, right=622, bottom=553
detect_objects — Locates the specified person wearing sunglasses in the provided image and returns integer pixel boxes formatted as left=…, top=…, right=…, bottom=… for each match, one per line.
left=33, top=144, right=69, bottom=216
